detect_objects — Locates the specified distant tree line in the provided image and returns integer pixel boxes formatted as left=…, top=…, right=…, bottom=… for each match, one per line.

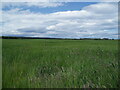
left=1, top=36, right=64, bottom=39
left=1, top=36, right=116, bottom=40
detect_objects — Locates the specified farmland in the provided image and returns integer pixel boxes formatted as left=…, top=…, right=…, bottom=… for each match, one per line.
left=2, top=39, right=119, bottom=88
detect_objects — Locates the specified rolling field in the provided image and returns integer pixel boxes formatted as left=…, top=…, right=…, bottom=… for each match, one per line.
left=2, top=39, right=119, bottom=88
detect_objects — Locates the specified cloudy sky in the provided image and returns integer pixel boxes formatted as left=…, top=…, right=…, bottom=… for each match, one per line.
left=1, top=2, right=118, bottom=39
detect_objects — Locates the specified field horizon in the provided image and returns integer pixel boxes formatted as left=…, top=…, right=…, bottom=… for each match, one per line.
left=1, top=36, right=118, bottom=40
left=1, top=1, right=119, bottom=88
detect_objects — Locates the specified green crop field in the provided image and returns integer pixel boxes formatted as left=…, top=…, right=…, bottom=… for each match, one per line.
left=2, top=39, right=119, bottom=88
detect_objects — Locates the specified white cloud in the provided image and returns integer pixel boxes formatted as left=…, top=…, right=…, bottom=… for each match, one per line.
left=1, top=0, right=49, bottom=2
left=2, top=2, right=64, bottom=9
left=26, top=2, right=64, bottom=7
left=83, top=3, right=117, bottom=14
left=1, top=2, right=118, bottom=38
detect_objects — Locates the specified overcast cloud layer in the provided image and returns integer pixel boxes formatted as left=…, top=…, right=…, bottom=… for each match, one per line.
left=1, top=2, right=118, bottom=39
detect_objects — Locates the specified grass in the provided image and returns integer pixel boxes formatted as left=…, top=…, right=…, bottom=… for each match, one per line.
left=2, top=39, right=119, bottom=88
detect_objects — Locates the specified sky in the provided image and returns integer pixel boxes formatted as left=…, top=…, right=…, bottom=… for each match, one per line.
left=0, top=2, right=118, bottom=39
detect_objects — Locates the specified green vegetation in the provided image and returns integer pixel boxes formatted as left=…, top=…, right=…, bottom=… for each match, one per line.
left=2, top=39, right=119, bottom=88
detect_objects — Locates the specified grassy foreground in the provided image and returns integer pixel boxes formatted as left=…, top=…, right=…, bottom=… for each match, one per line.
left=2, top=39, right=119, bottom=88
